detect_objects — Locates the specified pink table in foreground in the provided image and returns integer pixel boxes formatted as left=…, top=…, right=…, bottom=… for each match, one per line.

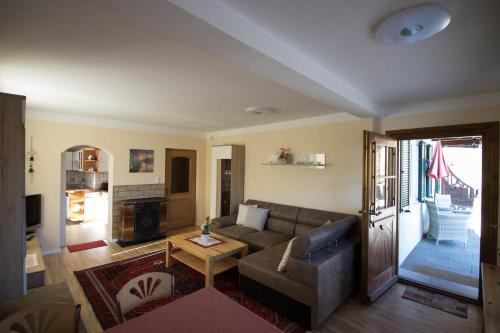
left=104, top=286, right=283, bottom=333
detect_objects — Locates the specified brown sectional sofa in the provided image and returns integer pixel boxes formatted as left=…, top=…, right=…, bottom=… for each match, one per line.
left=211, top=199, right=360, bottom=329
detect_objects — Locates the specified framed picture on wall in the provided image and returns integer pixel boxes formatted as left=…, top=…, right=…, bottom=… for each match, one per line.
left=129, top=149, right=154, bottom=173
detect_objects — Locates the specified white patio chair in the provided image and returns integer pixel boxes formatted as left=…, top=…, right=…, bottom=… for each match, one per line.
left=435, top=193, right=452, bottom=209
left=425, top=200, right=469, bottom=248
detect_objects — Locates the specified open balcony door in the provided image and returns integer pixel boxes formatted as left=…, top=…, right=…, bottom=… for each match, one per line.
left=361, top=131, right=398, bottom=302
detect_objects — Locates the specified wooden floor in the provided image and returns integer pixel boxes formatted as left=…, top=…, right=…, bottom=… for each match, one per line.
left=44, top=227, right=483, bottom=333
left=65, top=220, right=107, bottom=246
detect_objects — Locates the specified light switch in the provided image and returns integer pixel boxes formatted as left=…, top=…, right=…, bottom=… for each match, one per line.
left=154, top=176, right=161, bottom=184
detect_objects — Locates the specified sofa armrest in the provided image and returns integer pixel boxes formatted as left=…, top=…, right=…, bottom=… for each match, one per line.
left=211, top=215, right=237, bottom=230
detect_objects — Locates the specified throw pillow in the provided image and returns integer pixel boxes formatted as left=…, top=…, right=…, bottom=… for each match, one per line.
left=244, top=206, right=269, bottom=231
left=277, top=237, right=296, bottom=272
left=236, top=204, right=258, bottom=225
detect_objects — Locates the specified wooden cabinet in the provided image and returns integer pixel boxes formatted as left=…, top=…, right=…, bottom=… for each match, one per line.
left=67, top=148, right=100, bottom=172
left=26, top=235, right=45, bottom=289
left=64, top=152, right=73, bottom=170
left=210, top=145, right=245, bottom=218
left=82, top=148, right=98, bottom=172
left=0, top=93, right=26, bottom=301
left=67, top=190, right=87, bottom=222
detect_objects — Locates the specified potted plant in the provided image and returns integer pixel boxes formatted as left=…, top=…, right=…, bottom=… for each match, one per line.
left=200, top=217, right=211, bottom=242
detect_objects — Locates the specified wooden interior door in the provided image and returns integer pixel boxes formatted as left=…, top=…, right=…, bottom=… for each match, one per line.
left=165, top=149, right=196, bottom=230
left=361, top=131, right=398, bottom=302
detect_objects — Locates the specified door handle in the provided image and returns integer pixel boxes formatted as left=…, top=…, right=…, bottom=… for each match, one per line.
left=358, top=209, right=366, bottom=214
left=379, top=224, right=384, bottom=230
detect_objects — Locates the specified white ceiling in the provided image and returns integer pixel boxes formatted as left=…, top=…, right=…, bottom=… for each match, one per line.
left=191, top=0, right=500, bottom=111
left=1, top=0, right=499, bottom=133
left=0, top=0, right=340, bottom=132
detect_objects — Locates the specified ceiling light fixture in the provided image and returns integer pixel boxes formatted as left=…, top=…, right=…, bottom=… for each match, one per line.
left=245, top=106, right=274, bottom=115
left=375, top=3, right=451, bottom=45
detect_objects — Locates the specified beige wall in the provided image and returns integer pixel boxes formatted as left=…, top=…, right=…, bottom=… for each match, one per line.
left=205, top=107, right=500, bottom=264
left=26, top=119, right=206, bottom=252
left=205, top=118, right=374, bottom=216
left=28, top=106, right=500, bottom=261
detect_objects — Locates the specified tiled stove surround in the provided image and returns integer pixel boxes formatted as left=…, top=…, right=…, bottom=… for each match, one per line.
left=112, top=184, right=165, bottom=238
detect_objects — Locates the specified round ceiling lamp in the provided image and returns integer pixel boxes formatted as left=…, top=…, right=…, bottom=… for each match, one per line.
left=375, top=3, right=451, bottom=45
left=244, top=106, right=274, bottom=114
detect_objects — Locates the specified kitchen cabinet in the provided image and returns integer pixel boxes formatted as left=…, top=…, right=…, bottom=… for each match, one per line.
left=67, top=190, right=86, bottom=222
left=66, top=148, right=100, bottom=172
left=67, top=189, right=108, bottom=223
left=64, top=152, right=73, bottom=170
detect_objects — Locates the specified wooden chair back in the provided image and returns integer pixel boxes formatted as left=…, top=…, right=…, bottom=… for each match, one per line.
left=0, top=302, right=81, bottom=333
left=116, top=272, right=174, bottom=321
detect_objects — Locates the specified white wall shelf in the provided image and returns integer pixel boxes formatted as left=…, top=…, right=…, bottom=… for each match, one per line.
left=263, top=153, right=326, bottom=169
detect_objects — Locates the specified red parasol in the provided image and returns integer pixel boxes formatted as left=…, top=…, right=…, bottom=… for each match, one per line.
left=427, top=140, right=450, bottom=179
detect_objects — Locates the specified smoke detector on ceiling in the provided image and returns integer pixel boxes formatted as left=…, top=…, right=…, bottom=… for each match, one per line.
left=375, top=3, right=451, bottom=45
left=245, top=106, right=274, bottom=114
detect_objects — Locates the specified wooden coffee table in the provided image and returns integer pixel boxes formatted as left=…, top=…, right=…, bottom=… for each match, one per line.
left=166, top=230, right=248, bottom=287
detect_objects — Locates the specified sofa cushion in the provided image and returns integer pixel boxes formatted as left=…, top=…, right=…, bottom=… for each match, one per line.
left=245, top=199, right=272, bottom=209
left=277, top=237, right=296, bottom=272
left=290, top=216, right=358, bottom=259
left=266, top=218, right=296, bottom=236
left=215, top=225, right=257, bottom=240
left=211, top=215, right=237, bottom=231
left=244, top=201, right=298, bottom=235
left=268, top=203, right=299, bottom=221
left=240, top=230, right=292, bottom=251
left=286, top=238, right=358, bottom=288
left=236, top=204, right=257, bottom=225
left=294, top=224, right=316, bottom=235
left=238, top=242, right=315, bottom=306
left=244, top=206, right=270, bottom=231
left=296, top=208, right=351, bottom=231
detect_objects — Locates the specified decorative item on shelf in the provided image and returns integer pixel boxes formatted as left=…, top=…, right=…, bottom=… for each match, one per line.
left=88, top=166, right=94, bottom=172
left=200, top=216, right=211, bottom=243
left=88, top=154, right=95, bottom=161
left=26, top=136, right=38, bottom=182
left=279, top=147, right=292, bottom=164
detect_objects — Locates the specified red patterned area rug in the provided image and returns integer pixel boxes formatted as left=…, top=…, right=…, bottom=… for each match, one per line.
left=74, top=251, right=304, bottom=332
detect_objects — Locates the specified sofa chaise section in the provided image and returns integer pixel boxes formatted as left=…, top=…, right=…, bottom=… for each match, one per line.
left=238, top=216, right=360, bottom=329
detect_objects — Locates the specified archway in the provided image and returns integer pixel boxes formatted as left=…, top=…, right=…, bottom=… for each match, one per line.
left=59, top=145, right=114, bottom=246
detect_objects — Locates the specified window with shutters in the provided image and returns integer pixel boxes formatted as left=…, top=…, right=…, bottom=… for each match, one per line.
left=425, top=144, right=434, bottom=197
left=418, top=140, right=434, bottom=202
left=400, top=140, right=411, bottom=211
left=417, top=141, right=426, bottom=202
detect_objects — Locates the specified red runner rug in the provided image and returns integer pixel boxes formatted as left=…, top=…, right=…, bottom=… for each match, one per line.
left=68, top=240, right=107, bottom=253
left=74, top=250, right=303, bottom=332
